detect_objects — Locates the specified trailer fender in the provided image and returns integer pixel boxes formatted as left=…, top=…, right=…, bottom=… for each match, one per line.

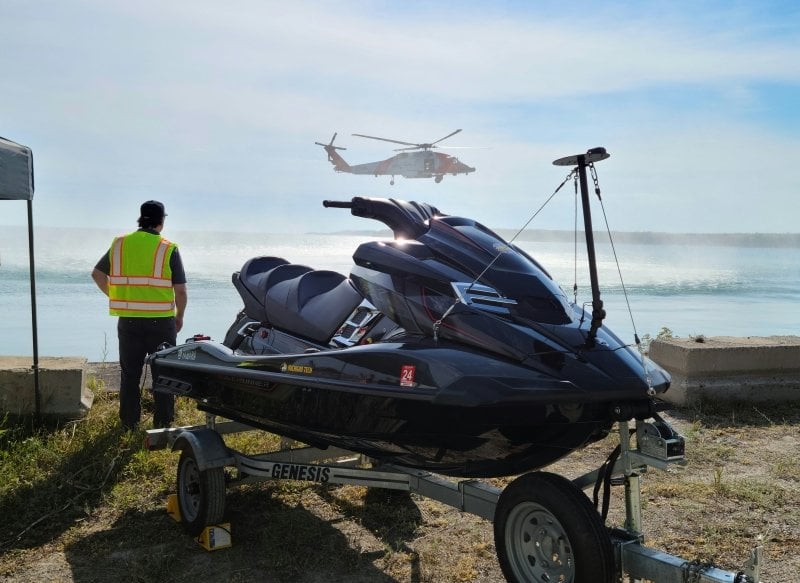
left=172, top=429, right=235, bottom=471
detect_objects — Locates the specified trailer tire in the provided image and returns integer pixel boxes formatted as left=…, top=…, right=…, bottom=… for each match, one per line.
left=494, top=471, right=614, bottom=583
left=176, top=447, right=226, bottom=536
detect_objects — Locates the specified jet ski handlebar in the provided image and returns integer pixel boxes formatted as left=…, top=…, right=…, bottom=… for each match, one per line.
left=323, top=197, right=441, bottom=239
left=322, top=200, right=353, bottom=209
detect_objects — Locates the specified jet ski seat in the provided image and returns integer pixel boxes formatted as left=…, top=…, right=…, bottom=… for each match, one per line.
left=234, top=256, right=289, bottom=323
left=265, top=269, right=363, bottom=344
left=261, top=264, right=314, bottom=304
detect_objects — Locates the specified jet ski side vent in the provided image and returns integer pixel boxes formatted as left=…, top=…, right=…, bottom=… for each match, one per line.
left=152, top=375, right=193, bottom=396
left=451, top=282, right=518, bottom=315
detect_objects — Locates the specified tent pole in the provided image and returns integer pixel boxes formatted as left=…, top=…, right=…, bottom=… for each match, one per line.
left=27, top=199, right=41, bottom=420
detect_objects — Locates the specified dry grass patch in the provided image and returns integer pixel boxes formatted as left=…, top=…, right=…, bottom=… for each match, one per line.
left=0, top=389, right=798, bottom=582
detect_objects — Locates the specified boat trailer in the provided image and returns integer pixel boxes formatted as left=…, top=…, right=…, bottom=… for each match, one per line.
left=145, top=416, right=762, bottom=583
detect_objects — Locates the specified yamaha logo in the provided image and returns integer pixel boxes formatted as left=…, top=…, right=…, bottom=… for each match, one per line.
left=177, top=348, right=196, bottom=361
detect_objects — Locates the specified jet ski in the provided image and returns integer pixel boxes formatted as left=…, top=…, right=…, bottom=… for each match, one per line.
left=149, top=148, right=670, bottom=478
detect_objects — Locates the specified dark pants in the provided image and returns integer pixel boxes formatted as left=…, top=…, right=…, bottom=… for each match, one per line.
left=118, top=317, right=177, bottom=428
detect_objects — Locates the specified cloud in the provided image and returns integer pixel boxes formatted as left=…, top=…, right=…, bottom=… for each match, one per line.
left=1, top=0, right=799, bottom=234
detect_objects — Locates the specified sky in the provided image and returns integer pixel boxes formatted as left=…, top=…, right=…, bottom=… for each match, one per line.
left=2, top=0, right=800, bottom=235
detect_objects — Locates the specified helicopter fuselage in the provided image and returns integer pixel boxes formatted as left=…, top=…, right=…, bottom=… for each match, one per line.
left=317, top=131, right=476, bottom=183
left=346, top=151, right=475, bottom=180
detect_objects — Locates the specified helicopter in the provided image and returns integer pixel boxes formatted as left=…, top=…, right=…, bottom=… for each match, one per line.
left=315, top=129, right=476, bottom=185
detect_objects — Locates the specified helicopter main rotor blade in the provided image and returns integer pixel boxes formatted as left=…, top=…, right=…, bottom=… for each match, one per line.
left=431, top=129, right=462, bottom=146
left=353, top=129, right=465, bottom=151
left=352, top=134, right=418, bottom=148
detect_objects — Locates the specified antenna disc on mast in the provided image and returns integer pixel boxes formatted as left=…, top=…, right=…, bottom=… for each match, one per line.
left=552, top=147, right=610, bottom=166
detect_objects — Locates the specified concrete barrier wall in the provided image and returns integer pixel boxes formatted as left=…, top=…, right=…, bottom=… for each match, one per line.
left=649, top=336, right=800, bottom=405
left=0, top=356, right=94, bottom=419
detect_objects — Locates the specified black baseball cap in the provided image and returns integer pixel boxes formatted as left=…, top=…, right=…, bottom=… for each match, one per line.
left=139, top=200, right=167, bottom=221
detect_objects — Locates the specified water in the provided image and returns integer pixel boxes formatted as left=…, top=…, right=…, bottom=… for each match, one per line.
left=1, top=226, right=798, bottom=362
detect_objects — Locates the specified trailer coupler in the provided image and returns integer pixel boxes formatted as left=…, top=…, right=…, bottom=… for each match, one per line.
left=616, top=533, right=763, bottom=583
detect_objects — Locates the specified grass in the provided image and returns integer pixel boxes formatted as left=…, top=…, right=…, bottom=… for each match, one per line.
left=0, top=385, right=798, bottom=582
left=628, top=400, right=800, bottom=575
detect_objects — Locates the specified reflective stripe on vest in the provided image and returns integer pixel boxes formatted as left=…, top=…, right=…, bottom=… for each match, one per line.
left=108, top=276, right=173, bottom=287
left=109, top=300, right=176, bottom=311
left=108, top=231, right=176, bottom=317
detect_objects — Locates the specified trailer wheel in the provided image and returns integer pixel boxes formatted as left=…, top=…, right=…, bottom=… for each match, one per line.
left=494, top=472, right=614, bottom=583
left=176, top=447, right=226, bottom=536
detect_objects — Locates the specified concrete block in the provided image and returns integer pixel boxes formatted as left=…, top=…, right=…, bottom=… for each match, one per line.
left=0, top=356, right=94, bottom=419
left=650, top=336, right=800, bottom=405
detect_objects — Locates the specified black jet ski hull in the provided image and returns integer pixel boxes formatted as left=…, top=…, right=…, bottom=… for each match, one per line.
left=150, top=339, right=660, bottom=477
left=152, top=190, right=672, bottom=478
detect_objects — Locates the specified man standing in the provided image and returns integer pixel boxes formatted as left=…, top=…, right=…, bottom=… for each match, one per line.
left=91, top=200, right=187, bottom=430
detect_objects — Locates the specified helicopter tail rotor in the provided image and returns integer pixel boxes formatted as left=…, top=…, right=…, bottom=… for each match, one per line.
left=315, top=133, right=347, bottom=150
left=315, top=133, right=347, bottom=163
left=316, top=133, right=351, bottom=170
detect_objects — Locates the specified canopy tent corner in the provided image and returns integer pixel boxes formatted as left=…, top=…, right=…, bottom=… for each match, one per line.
left=0, top=136, right=40, bottom=418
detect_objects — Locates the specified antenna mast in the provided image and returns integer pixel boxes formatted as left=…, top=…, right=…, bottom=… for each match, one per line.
left=553, top=147, right=610, bottom=347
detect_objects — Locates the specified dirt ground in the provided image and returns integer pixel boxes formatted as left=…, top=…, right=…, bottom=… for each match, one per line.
left=1, top=403, right=798, bottom=583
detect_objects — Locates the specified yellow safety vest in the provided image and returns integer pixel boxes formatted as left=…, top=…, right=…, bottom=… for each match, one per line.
left=107, top=231, right=177, bottom=317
